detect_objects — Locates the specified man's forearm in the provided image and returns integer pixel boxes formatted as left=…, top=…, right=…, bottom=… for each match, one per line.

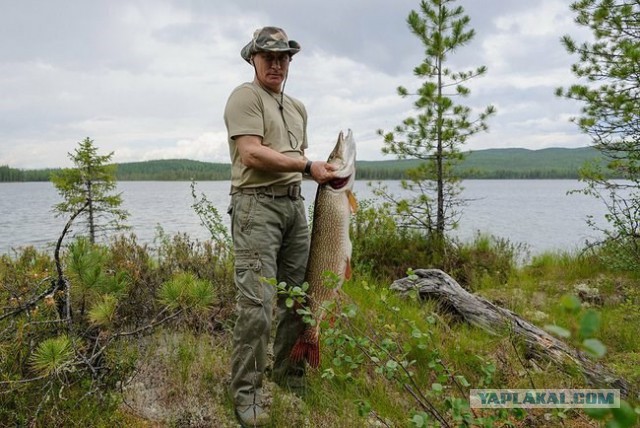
left=241, top=143, right=306, bottom=173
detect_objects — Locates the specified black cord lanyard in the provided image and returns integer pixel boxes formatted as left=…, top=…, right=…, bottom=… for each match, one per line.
left=256, top=79, right=299, bottom=150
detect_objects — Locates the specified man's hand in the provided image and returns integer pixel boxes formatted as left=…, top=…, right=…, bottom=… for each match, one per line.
left=309, top=161, right=337, bottom=184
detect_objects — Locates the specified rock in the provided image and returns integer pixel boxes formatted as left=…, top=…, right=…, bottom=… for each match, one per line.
left=574, top=283, right=603, bottom=305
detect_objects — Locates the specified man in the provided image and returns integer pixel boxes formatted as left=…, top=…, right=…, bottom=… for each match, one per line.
left=223, top=26, right=336, bottom=427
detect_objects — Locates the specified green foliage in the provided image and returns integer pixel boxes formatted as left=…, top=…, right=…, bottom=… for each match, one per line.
left=190, top=180, right=232, bottom=248
left=159, top=272, right=216, bottom=313
left=0, top=229, right=235, bottom=426
left=317, top=275, right=526, bottom=427
left=545, top=293, right=609, bottom=359
left=591, top=235, right=640, bottom=273
left=356, top=147, right=611, bottom=180
left=268, top=277, right=309, bottom=308
left=558, top=0, right=640, bottom=271
left=30, top=335, right=75, bottom=377
left=3, top=156, right=640, bottom=428
left=447, top=233, right=526, bottom=289
left=377, top=0, right=495, bottom=243
left=66, top=237, right=131, bottom=322
left=558, top=0, right=639, bottom=156
left=2, top=228, right=639, bottom=425
left=116, top=158, right=230, bottom=180
left=350, top=196, right=435, bottom=280
left=88, top=294, right=118, bottom=327
left=454, top=146, right=609, bottom=179
left=350, top=197, right=523, bottom=287
left=51, top=137, right=129, bottom=244
left=153, top=228, right=234, bottom=296
left=0, top=165, right=56, bottom=181
left=543, top=292, right=640, bottom=426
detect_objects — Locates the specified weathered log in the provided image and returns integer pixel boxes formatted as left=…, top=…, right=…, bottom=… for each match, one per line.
left=390, top=268, right=630, bottom=397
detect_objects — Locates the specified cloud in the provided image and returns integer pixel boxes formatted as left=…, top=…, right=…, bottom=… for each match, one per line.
left=0, top=0, right=593, bottom=169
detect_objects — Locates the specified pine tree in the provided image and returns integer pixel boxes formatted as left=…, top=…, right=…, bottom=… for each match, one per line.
left=51, top=137, right=129, bottom=244
left=377, top=0, right=495, bottom=247
left=557, top=0, right=639, bottom=266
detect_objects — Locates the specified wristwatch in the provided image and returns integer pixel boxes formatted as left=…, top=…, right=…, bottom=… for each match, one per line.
left=303, top=160, right=313, bottom=176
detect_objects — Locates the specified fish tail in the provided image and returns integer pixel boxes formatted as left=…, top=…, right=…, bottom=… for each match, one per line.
left=290, top=337, right=320, bottom=369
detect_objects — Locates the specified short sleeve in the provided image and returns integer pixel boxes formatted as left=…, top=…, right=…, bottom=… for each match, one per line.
left=224, top=84, right=264, bottom=139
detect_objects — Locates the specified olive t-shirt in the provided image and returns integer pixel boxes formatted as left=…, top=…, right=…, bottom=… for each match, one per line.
left=224, top=82, right=308, bottom=189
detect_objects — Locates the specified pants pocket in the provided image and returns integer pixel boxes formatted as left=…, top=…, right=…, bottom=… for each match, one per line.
left=234, top=249, right=263, bottom=305
left=237, top=194, right=257, bottom=234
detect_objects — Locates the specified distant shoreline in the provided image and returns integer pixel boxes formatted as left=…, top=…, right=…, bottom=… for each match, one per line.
left=1, top=146, right=612, bottom=182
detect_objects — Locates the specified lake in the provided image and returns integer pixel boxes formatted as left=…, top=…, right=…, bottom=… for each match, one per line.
left=0, top=180, right=609, bottom=257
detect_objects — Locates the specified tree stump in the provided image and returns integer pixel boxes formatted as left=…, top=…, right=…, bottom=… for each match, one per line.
left=390, top=268, right=630, bottom=397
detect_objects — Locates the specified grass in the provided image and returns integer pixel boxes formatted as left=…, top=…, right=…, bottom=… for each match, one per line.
left=1, top=231, right=638, bottom=427
left=114, top=266, right=638, bottom=427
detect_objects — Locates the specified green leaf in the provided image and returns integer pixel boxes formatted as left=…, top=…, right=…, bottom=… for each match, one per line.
left=582, top=338, right=607, bottom=358
left=611, top=400, right=637, bottom=427
left=346, top=304, right=358, bottom=318
left=431, top=383, right=443, bottom=392
left=455, top=375, right=471, bottom=387
left=356, top=400, right=372, bottom=417
left=560, top=294, right=582, bottom=313
left=286, top=298, right=294, bottom=308
left=579, top=309, right=601, bottom=338
left=545, top=324, right=571, bottom=338
left=584, top=407, right=610, bottom=420
left=411, top=414, right=425, bottom=427
left=321, top=368, right=335, bottom=379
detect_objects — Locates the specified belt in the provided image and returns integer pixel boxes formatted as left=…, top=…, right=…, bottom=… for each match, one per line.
left=230, top=183, right=302, bottom=200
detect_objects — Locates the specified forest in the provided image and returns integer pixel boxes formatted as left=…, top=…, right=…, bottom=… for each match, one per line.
left=0, top=146, right=607, bottom=182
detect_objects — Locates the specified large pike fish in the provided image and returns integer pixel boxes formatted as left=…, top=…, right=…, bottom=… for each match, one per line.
left=290, top=129, right=357, bottom=368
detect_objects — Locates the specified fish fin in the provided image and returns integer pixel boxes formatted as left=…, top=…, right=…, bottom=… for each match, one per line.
left=290, top=338, right=305, bottom=363
left=290, top=337, right=321, bottom=369
left=309, top=345, right=320, bottom=369
left=345, top=257, right=352, bottom=280
left=347, top=190, right=358, bottom=213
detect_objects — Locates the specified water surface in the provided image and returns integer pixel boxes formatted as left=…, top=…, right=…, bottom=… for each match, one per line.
left=0, top=180, right=608, bottom=256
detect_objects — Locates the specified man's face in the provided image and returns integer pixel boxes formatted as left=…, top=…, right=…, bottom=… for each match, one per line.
left=253, top=52, right=290, bottom=93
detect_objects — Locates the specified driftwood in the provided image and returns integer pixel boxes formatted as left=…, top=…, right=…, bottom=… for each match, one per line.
left=390, top=268, right=630, bottom=397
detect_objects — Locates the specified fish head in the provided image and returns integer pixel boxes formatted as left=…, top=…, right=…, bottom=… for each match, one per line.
left=325, top=129, right=356, bottom=192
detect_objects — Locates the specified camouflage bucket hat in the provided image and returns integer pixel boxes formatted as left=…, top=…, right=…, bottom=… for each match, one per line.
left=240, top=26, right=301, bottom=63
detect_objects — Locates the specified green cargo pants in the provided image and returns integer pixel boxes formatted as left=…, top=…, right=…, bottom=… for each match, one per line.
left=228, top=189, right=309, bottom=406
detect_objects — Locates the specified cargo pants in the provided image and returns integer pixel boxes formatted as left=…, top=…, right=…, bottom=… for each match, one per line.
left=228, top=188, right=309, bottom=406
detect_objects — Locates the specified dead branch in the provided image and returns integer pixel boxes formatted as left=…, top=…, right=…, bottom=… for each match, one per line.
left=390, top=268, right=630, bottom=397
left=55, top=201, right=89, bottom=322
left=0, top=202, right=89, bottom=323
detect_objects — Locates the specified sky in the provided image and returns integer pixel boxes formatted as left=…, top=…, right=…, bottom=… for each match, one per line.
left=0, top=0, right=594, bottom=169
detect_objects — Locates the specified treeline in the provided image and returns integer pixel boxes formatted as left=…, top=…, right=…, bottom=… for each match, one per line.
left=1, top=146, right=611, bottom=182
left=0, top=160, right=230, bottom=182
left=461, top=169, right=582, bottom=179
left=0, top=165, right=56, bottom=182
left=116, top=159, right=230, bottom=181
left=356, top=146, right=607, bottom=180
